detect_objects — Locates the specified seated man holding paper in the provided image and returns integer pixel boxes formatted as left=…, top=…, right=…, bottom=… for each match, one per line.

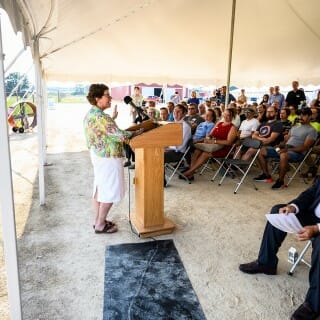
left=239, top=177, right=320, bottom=320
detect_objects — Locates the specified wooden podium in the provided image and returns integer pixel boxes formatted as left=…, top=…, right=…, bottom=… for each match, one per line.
left=129, top=122, right=182, bottom=238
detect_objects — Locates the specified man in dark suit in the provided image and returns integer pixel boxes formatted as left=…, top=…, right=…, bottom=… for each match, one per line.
left=239, top=177, right=320, bottom=320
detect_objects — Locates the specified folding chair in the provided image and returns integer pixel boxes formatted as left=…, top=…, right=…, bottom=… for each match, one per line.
left=164, top=145, right=191, bottom=187
left=271, top=137, right=320, bottom=187
left=216, top=138, right=262, bottom=193
left=288, top=240, right=312, bottom=276
left=199, top=143, right=237, bottom=178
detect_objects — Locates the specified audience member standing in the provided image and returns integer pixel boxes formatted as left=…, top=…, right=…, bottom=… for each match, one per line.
left=285, top=80, right=306, bottom=109
left=220, top=86, right=236, bottom=105
left=130, top=86, right=144, bottom=123
left=170, top=91, right=180, bottom=104
left=237, top=89, right=247, bottom=106
left=187, top=90, right=200, bottom=107
left=269, top=86, right=285, bottom=109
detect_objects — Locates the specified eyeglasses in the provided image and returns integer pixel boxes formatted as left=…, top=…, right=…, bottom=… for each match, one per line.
left=103, top=94, right=111, bottom=98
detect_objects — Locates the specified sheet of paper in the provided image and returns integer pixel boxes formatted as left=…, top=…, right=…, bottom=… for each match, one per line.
left=265, top=213, right=303, bottom=233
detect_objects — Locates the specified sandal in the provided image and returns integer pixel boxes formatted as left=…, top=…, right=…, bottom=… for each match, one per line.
left=94, top=222, right=118, bottom=234
left=92, top=220, right=115, bottom=229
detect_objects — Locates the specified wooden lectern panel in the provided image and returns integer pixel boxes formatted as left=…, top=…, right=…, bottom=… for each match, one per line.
left=129, top=121, right=182, bottom=237
left=134, top=147, right=164, bottom=227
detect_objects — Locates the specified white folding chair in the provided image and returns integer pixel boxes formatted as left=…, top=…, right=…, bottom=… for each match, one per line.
left=288, top=240, right=312, bottom=276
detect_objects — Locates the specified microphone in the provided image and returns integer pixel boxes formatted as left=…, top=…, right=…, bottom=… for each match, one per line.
left=124, top=96, right=160, bottom=128
left=124, top=96, right=151, bottom=120
left=124, top=96, right=142, bottom=111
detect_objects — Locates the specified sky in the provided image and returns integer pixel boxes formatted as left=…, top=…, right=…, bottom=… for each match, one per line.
left=0, top=9, right=34, bottom=83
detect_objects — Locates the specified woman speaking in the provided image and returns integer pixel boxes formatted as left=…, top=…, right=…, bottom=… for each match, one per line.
left=84, top=84, right=142, bottom=233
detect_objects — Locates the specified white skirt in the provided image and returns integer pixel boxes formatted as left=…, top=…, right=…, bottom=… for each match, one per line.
left=90, top=150, right=125, bottom=203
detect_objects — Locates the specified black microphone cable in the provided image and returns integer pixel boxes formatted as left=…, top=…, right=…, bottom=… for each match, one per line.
left=127, top=166, right=140, bottom=238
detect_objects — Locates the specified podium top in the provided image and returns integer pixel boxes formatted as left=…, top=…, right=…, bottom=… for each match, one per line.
left=126, top=119, right=157, bottom=132
left=130, top=122, right=182, bottom=148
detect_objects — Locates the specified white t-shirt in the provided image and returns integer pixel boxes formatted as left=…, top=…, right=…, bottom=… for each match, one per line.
left=239, top=118, right=260, bottom=138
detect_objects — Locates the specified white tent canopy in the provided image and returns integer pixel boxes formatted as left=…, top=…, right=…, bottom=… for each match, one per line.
left=1, top=1, right=320, bottom=319
left=1, top=0, right=320, bottom=86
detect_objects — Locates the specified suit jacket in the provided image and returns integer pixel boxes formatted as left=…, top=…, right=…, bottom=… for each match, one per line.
left=292, top=176, right=320, bottom=224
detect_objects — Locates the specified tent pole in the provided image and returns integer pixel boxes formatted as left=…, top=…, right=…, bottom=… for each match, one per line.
left=225, top=0, right=236, bottom=107
left=33, top=37, right=46, bottom=205
left=0, top=15, right=23, bottom=320
left=41, top=76, right=48, bottom=165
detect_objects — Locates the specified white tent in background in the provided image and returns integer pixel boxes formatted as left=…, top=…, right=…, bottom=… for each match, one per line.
left=0, top=0, right=320, bottom=318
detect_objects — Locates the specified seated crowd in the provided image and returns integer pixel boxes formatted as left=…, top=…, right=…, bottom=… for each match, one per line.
left=123, top=83, right=320, bottom=320
left=125, top=82, right=320, bottom=189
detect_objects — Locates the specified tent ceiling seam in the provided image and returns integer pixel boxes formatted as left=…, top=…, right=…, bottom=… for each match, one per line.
left=286, top=0, right=320, bottom=41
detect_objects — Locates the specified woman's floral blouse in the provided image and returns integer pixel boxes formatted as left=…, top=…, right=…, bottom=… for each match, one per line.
left=84, top=106, right=132, bottom=158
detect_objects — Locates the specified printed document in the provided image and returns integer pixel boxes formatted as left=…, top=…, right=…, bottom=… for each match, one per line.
left=265, top=213, right=303, bottom=233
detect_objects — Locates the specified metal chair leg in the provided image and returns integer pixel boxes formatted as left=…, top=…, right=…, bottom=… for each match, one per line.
left=288, top=240, right=312, bottom=276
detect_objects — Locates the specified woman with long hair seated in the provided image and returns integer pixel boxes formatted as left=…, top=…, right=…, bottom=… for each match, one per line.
left=182, top=108, right=238, bottom=180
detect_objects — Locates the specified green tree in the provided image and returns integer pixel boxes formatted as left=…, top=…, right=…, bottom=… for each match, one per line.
left=5, top=72, right=30, bottom=97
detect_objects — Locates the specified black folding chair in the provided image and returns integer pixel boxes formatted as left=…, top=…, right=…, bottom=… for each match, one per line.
left=271, top=137, right=320, bottom=187
left=198, top=143, right=236, bottom=177
left=216, top=138, right=262, bottom=193
left=164, top=144, right=191, bottom=187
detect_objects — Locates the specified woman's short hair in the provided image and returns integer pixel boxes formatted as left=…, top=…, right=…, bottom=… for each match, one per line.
left=86, top=83, right=109, bottom=105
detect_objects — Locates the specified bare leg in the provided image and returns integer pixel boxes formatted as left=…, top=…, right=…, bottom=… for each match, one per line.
left=256, top=147, right=270, bottom=175
left=278, top=152, right=289, bottom=181
left=184, top=151, right=211, bottom=176
left=190, top=149, right=202, bottom=168
left=95, top=202, right=113, bottom=231
left=241, top=147, right=256, bottom=161
left=93, top=188, right=113, bottom=231
left=93, top=199, right=99, bottom=225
